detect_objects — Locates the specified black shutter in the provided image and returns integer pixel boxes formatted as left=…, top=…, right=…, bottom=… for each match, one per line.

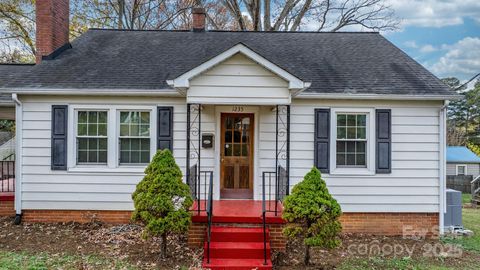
left=376, top=109, right=392, bottom=173
left=314, top=109, right=330, bottom=173
left=157, top=106, right=173, bottom=151
left=51, top=105, right=68, bottom=170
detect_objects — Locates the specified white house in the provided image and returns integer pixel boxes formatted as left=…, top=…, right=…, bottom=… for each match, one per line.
left=0, top=1, right=460, bottom=269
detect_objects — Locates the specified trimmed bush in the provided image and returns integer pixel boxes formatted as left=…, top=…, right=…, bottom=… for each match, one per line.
left=132, top=149, right=193, bottom=258
left=282, top=167, right=342, bottom=265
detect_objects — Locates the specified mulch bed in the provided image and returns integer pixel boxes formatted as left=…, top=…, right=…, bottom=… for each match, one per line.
left=0, top=217, right=202, bottom=269
left=0, top=216, right=478, bottom=269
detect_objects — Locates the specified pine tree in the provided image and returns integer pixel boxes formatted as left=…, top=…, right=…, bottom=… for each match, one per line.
left=282, top=167, right=342, bottom=265
left=132, top=149, right=193, bottom=258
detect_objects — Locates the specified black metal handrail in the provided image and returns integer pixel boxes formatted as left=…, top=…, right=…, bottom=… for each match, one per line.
left=262, top=171, right=270, bottom=265
left=0, top=160, right=15, bottom=193
left=261, top=165, right=289, bottom=265
left=187, top=164, right=213, bottom=214
left=205, top=170, right=214, bottom=264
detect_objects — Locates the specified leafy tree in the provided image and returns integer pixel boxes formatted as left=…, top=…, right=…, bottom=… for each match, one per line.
left=132, top=149, right=193, bottom=258
left=444, top=77, right=480, bottom=145
left=282, top=167, right=342, bottom=265
left=468, top=142, right=480, bottom=157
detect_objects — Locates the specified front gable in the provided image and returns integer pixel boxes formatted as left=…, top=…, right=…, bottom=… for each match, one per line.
left=167, top=43, right=310, bottom=105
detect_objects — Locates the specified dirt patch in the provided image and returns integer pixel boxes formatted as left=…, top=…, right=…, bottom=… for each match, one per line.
left=273, top=234, right=480, bottom=269
left=0, top=217, right=202, bottom=269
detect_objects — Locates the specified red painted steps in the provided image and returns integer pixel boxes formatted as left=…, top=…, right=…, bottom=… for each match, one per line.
left=202, top=226, right=273, bottom=270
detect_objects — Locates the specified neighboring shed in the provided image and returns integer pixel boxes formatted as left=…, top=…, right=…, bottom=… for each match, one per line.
left=447, top=146, right=480, bottom=178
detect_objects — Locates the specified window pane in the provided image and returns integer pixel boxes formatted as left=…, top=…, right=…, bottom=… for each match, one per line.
left=78, top=124, right=87, bottom=136
left=78, top=138, right=88, bottom=150
left=356, top=153, right=366, bottom=166
left=337, top=114, right=346, bottom=126
left=119, top=138, right=150, bottom=164
left=347, top=127, right=356, bottom=139
left=130, top=124, right=139, bottom=136
left=98, top=111, right=107, bottom=123
left=141, top=112, right=150, bottom=124
left=346, top=154, right=356, bottom=165
left=98, top=124, right=107, bottom=136
left=88, top=150, right=97, bottom=163
left=337, top=141, right=346, bottom=153
left=78, top=150, right=87, bottom=163
left=140, top=125, right=149, bottom=136
left=141, top=152, right=150, bottom=163
left=77, top=138, right=107, bottom=164
left=347, top=141, right=356, bottom=153
left=356, top=141, right=366, bottom=153
left=131, top=139, right=140, bottom=150
left=347, top=115, right=356, bottom=126
left=337, top=127, right=346, bottom=139
left=357, top=127, right=366, bottom=139
left=357, top=115, right=366, bottom=127
left=337, top=154, right=346, bottom=165
left=120, top=112, right=129, bottom=123
left=120, top=124, right=129, bottom=136
left=88, top=123, right=98, bottom=136
left=225, top=143, right=232, bottom=156
left=99, top=138, right=107, bottom=150
left=78, top=111, right=87, bottom=123
left=88, top=111, right=97, bottom=123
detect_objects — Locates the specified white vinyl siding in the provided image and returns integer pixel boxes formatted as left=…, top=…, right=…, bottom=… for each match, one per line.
left=19, top=96, right=187, bottom=211
left=187, top=53, right=290, bottom=105
left=257, top=99, right=443, bottom=213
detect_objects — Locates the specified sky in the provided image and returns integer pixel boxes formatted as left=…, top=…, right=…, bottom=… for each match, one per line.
left=383, top=0, right=480, bottom=84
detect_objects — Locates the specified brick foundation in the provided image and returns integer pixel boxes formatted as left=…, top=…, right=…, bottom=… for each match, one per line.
left=340, top=213, right=439, bottom=236
left=18, top=210, right=439, bottom=241
left=189, top=222, right=287, bottom=251
left=0, top=200, right=15, bottom=217
left=22, top=210, right=133, bottom=224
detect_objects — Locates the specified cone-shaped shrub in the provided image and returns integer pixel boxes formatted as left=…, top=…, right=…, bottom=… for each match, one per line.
left=132, top=149, right=193, bottom=258
left=282, top=167, right=342, bottom=265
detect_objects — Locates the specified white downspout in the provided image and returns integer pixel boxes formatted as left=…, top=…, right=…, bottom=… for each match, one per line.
left=12, top=94, right=22, bottom=222
left=439, top=100, right=449, bottom=235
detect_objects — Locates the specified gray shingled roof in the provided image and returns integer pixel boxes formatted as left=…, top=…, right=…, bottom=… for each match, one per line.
left=0, top=30, right=455, bottom=96
left=0, top=64, right=34, bottom=104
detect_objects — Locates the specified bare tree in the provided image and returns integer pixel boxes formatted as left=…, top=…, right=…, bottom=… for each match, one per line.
left=224, top=0, right=399, bottom=31
left=0, top=0, right=35, bottom=62
left=447, top=123, right=468, bottom=146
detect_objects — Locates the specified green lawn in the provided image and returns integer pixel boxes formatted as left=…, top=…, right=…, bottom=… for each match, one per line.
left=0, top=251, right=137, bottom=270
left=338, top=208, right=480, bottom=270
left=338, top=257, right=454, bottom=270
left=442, top=208, right=480, bottom=253
left=462, top=193, right=471, bottom=204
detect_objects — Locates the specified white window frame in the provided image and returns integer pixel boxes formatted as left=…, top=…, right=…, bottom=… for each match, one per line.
left=329, top=108, right=375, bottom=175
left=117, top=110, right=153, bottom=166
left=67, top=104, right=157, bottom=173
left=456, top=164, right=467, bottom=176
left=74, top=109, right=109, bottom=166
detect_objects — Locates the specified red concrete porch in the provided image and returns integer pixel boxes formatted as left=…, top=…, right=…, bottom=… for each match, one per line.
left=190, top=200, right=285, bottom=224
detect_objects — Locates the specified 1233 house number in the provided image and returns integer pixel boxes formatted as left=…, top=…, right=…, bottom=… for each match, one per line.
left=232, top=106, right=244, bottom=112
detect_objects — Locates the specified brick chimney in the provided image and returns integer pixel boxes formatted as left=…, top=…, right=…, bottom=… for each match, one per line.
left=36, top=0, right=70, bottom=63
left=192, top=7, right=206, bottom=32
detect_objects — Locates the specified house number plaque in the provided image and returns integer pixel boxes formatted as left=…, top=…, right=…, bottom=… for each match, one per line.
left=232, top=106, right=244, bottom=112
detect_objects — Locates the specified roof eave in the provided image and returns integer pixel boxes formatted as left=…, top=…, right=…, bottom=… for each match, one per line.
left=2, top=88, right=181, bottom=97
left=296, top=93, right=463, bottom=101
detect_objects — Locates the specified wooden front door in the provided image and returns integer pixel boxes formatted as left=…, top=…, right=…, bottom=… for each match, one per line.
left=220, top=113, right=254, bottom=199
